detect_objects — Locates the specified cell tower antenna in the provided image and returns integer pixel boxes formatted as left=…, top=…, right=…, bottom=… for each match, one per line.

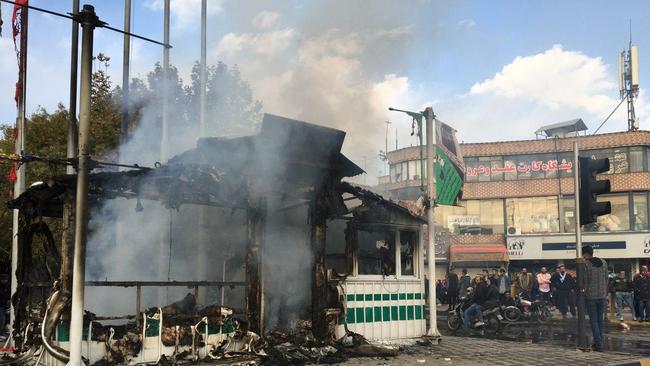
left=618, top=31, right=640, bottom=131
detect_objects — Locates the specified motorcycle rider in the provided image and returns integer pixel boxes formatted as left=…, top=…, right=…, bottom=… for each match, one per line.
left=463, top=277, right=499, bottom=330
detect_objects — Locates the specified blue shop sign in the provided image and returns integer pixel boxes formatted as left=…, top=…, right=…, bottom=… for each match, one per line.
left=542, top=241, right=626, bottom=251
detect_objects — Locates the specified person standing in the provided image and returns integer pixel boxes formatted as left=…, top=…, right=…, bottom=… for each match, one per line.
left=459, top=268, right=471, bottom=296
left=495, top=268, right=511, bottom=305
left=610, top=270, right=636, bottom=321
left=582, top=245, right=608, bottom=352
left=536, top=267, right=552, bottom=303
left=552, top=265, right=576, bottom=319
left=515, top=268, right=533, bottom=297
left=633, top=265, right=650, bottom=321
left=447, top=268, right=459, bottom=311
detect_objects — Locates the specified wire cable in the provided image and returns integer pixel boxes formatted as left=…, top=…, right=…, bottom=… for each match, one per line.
left=593, top=97, right=626, bottom=135
left=0, top=0, right=171, bottom=48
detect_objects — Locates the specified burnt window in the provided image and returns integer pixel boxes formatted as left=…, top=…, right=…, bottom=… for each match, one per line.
left=357, top=230, right=395, bottom=276
left=400, top=230, right=417, bottom=276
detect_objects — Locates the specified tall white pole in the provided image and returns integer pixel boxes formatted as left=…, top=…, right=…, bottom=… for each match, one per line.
left=199, top=0, right=207, bottom=136
left=424, top=107, right=440, bottom=337
left=68, top=5, right=97, bottom=366
left=161, top=0, right=170, bottom=161
left=120, top=0, right=131, bottom=151
left=67, top=0, right=79, bottom=175
left=10, top=1, right=28, bottom=341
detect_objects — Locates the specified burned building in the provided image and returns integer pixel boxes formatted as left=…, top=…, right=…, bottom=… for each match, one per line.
left=8, top=114, right=427, bottom=365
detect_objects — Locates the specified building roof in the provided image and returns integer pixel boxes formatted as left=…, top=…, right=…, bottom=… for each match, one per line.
left=534, top=118, right=587, bottom=137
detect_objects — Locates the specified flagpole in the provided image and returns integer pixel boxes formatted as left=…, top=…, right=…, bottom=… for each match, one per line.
left=120, top=0, right=131, bottom=151
left=10, top=1, right=28, bottom=342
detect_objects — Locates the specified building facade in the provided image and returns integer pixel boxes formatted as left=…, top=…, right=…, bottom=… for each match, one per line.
left=376, top=130, right=650, bottom=277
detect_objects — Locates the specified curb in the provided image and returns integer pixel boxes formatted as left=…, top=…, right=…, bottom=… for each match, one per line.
left=609, top=359, right=650, bottom=366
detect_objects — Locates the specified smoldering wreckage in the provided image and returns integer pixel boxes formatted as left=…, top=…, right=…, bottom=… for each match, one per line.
left=4, top=114, right=431, bottom=365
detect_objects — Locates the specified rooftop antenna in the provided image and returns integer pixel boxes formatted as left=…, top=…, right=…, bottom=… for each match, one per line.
left=618, top=20, right=640, bottom=131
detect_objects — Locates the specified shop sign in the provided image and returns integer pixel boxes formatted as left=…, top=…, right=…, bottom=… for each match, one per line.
left=447, top=215, right=480, bottom=230
left=644, top=237, right=650, bottom=255
left=542, top=241, right=626, bottom=251
left=506, top=236, right=542, bottom=260
left=466, top=159, right=573, bottom=178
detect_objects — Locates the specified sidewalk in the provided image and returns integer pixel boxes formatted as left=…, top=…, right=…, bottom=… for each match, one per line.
left=336, top=336, right=649, bottom=366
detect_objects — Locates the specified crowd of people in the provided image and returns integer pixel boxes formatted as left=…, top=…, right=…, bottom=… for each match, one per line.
left=434, top=254, right=650, bottom=351
left=436, top=263, right=650, bottom=322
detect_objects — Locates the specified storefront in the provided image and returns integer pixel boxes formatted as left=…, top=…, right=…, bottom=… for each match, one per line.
left=506, top=232, right=650, bottom=274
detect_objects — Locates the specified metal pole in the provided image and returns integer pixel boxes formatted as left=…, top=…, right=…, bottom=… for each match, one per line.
left=10, top=0, right=28, bottom=340
left=573, top=140, right=588, bottom=350
left=220, top=257, right=226, bottom=305
left=161, top=0, right=170, bottom=161
left=120, top=0, right=131, bottom=150
left=68, top=5, right=97, bottom=366
left=199, top=0, right=207, bottom=136
left=67, top=0, right=79, bottom=175
left=424, top=107, right=440, bottom=337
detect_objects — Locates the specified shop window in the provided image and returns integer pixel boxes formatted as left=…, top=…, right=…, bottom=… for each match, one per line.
left=503, top=157, right=517, bottom=181
left=478, top=157, right=491, bottom=182
left=583, top=194, right=630, bottom=232
left=562, top=197, right=576, bottom=233
left=490, top=156, right=504, bottom=181
left=530, top=154, right=547, bottom=180
left=357, top=230, right=395, bottom=276
left=516, top=155, right=531, bottom=180
left=506, top=196, right=559, bottom=234
left=399, top=230, right=417, bottom=276
left=465, top=158, right=478, bottom=182
left=463, top=199, right=504, bottom=234
left=558, top=153, right=574, bottom=177
left=390, top=163, right=402, bottom=183
left=633, top=193, right=648, bottom=231
left=408, top=160, right=418, bottom=180
left=630, top=147, right=645, bottom=172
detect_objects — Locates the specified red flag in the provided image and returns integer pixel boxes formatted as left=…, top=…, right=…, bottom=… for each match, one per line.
left=12, top=0, right=27, bottom=51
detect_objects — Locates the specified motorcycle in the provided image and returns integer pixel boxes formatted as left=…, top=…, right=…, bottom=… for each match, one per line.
left=447, top=292, right=502, bottom=333
left=503, top=292, right=551, bottom=323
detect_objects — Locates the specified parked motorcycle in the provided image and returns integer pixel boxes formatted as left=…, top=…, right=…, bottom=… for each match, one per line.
left=447, top=292, right=502, bottom=333
left=503, top=292, right=551, bottom=323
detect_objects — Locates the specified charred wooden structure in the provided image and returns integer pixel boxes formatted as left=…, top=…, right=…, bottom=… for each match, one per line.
left=7, top=114, right=424, bottom=364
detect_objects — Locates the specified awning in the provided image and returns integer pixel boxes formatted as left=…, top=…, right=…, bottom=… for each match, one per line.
left=449, top=243, right=508, bottom=263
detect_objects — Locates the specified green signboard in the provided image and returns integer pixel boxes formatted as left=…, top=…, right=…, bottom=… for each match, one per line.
left=435, top=120, right=464, bottom=206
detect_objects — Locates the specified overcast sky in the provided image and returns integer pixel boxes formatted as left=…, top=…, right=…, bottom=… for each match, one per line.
left=1, top=0, right=649, bottom=179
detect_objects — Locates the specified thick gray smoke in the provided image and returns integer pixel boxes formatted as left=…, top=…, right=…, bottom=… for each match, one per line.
left=84, top=67, right=318, bottom=331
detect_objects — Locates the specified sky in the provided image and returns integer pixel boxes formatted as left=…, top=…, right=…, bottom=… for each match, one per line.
left=1, top=0, right=649, bottom=182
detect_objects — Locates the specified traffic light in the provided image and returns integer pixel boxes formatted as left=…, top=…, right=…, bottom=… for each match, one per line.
left=578, top=157, right=611, bottom=226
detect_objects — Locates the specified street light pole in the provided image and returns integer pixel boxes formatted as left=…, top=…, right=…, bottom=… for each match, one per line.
left=423, top=107, right=440, bottom=337
left=68, top=5, right=98, bottom=366
left=389, top=106, right=440, bottom=338
left=573, top=141, right=588, bottom=350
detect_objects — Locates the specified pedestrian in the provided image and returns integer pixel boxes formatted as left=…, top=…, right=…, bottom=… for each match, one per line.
left=0, top=274, right=9, bottom=336
left=632, top=265, right=650, bottom=321
left=582, top=245, right=608, bottom=352
left=536, top=267, right=552, bottom=303
left=495, top=268, right=511, bottom=305
left=515, top=267, right=533, bottom=297
left=436, top=279, right=446, bottom=305
left=447, top=268, right=459, bottom=311
left=489, top=269, right=498, bottom=287
left=482, top=269, right=490, bottom=282
left=459, top=268, right=471, bottom=296
left=610, top=270, right=636, bottom=322
left=552, top=264, right=576, bottom=319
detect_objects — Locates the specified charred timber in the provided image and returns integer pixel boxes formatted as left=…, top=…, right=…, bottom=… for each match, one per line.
left=245, top=200, right=265, bottom=335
